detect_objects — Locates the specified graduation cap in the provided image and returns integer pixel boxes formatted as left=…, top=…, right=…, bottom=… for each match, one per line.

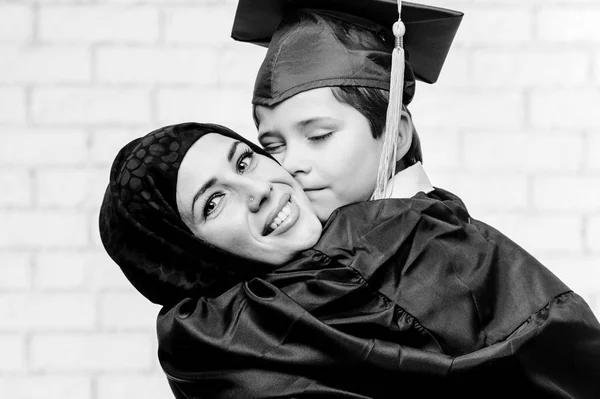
left=231, top=0, right=463, bottom=199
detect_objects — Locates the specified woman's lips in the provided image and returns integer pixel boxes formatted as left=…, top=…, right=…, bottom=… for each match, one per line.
left=263, top=194, right=297, bottom=236
left=265, top=197, right=298, bottom=237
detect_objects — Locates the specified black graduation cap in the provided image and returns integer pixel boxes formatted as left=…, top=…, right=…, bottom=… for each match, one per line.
left=232, top=0, right=463, bottom=107
left=231, top=0, right=463, bottom=199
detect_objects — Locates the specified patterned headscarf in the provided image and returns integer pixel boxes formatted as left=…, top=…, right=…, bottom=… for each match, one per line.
left=99, top=122, right=275, bottom=306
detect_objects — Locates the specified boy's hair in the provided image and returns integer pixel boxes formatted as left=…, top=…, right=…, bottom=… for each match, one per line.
left=252, top=86, right=422, bottom=170
left=330, top=86, right=422, bottom=170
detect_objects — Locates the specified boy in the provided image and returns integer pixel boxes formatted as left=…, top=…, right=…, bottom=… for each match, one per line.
left=237, top=0, right=600, bottom=392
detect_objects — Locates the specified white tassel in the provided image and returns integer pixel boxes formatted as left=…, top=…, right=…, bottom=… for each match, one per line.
left=372, top=2, right=406, bottom=200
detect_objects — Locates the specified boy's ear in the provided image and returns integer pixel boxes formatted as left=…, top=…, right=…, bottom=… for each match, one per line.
left=395, top=109, right=414, bottom=162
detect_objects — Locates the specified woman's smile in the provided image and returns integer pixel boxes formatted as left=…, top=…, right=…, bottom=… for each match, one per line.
left=263, top=195, right=298, bottom=236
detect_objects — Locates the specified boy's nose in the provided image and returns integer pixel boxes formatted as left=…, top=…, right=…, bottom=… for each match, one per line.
left=282, top=147, right=312, bottom=177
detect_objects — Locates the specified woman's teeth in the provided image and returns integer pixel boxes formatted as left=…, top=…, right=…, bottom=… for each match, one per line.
left=269, top=202, right=291, bottom=231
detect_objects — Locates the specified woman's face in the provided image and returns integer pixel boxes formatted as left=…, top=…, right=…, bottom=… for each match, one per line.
left=176, top=133, right=322, bottom=266
left=256, top=87, right=383, bottom=223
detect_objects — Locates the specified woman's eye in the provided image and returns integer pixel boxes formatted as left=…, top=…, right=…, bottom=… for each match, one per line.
left=203, top=194, right=224, bottom=217
left=237, top=149, right=254, bottom=174
left=308, top=132, right=333, bottom=142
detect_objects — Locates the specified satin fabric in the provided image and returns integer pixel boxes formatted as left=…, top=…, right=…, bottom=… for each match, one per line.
left=158, top=189, right=600, bottom=398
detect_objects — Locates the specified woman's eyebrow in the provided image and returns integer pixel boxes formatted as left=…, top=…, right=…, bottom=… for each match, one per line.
left=191, top=177, right=217, bottom=218
left=227, top=140, right=241, bottom=162
left=191, top=140, right=241, bottom=219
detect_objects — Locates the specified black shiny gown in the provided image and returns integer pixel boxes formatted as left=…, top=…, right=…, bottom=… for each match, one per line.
left=158, top=189, right=600, bottom=398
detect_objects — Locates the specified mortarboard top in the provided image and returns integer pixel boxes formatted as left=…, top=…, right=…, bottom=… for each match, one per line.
left=232, top=0, right=463, bottom=107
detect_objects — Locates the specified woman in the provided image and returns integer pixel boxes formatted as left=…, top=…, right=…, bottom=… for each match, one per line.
left=101, top=122, right=600, bottom=398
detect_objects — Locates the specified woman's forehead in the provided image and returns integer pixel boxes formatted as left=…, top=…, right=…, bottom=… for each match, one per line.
left=181, top=133, right=236, bottom=176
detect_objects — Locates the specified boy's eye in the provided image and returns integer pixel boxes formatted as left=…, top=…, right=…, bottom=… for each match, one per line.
left=237, top=149, right=254, bottom=174
left=308, top=132, right=333, bottom=142
left=263, top=143, right=285, bottom=154
left=203, top=194, right=224, bottom=218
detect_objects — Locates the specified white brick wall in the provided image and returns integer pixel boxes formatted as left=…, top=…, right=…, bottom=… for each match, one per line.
left=1, top=0, right=599, bottom=397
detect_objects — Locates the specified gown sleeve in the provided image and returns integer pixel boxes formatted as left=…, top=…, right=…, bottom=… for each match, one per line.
left=157, top=276, right=453, bottom=398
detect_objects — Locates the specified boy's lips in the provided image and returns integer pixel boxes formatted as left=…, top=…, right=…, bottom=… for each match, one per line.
left=303, top=186, right=326, bottom=193
left=304, top=187, right=327, bottom=198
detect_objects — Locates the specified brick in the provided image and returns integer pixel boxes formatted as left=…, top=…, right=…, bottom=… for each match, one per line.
left=434, top=49, right=470, bottom=87
left=543, top=256, right=600, bottom=298
left=217, top=45, right=268, bottom=87
left=98, top=374, right=174, bottom=399
left=533, top=177, right=600, bottom=212
left=0, top=376, right=91, bottom=399
left=164, top=6, right=235, bottom=45
left=39, top=6, right=159, bottom=44
left=538, top=8, right=600, bottom=42
left=34, top=250, right=133, bottom=290
left=0, top=5, right=32, bottom=43
left=36, top=168, right=107, bottom=209
left=429, top=173, right=529, bottom=212
left=0, top=87, right=26, bottom=124
left=0, top=334, right=25, bottom=371
left=88, top=251, right=135, bottom=290
left=0, top=293, right=95, bottom=331
left=530, top=89, right=600, bottom=128
left=463, top=131, right=583, bottom=172
left=0, top=131, right=88, bottom=166
left=586, top=133, right=600, bottom=171
left=0, top=47, right=91, bottom=84
left=0, top=169, right=33, bottom=207
left=0, top=211, right=88, bottom=248
left=410, top=86, right=524, bottom=129
left=90, top=128, right=145, bottom=165
left=589, top=296, right=600, bottom=321
left=32, top=87, right=151, bottom=125
left=419, top=130, right=461, bottom=170
left=34, top=251, right=86, bottom=289
left=34, top=0, right=95, bottom=2
left=483, top=213, right=583, bottom=253
left=596, top=55, right=600, bottom=85
left=156, top=88, right=257, bottom=136
left=455, top=8, right=532, bottom=46
left=103, top=0, right=208, bottom=3
left=31, top=333, right=154, bottom=371
left=96, top=47, right=217, bottom=84
left=0, top=253, right=31, bottom=290
left=587, top=216, right=600, bottom=254
left=472, top=51, right=589, bottom=88
left=99, top=292, right=161, bottom=330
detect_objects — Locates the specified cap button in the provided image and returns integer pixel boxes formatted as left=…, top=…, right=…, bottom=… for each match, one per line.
left=393, top=21, right=406, bottom=38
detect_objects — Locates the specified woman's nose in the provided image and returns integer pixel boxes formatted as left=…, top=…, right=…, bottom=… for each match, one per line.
left=242, top=178, right=273, bottom=212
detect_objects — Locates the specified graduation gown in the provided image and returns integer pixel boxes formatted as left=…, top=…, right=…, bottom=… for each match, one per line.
left=157, top=189, right=600, bottom=398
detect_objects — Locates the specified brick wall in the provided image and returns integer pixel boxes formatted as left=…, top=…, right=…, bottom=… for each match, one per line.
left=0, top=0, right=598, bottom=397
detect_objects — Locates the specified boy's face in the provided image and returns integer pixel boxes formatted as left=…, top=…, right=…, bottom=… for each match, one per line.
left=256, top=87, right=384, bottom=223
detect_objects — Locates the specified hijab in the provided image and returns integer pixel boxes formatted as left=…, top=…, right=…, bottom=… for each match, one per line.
left=99, top=122, right=275, bottom=306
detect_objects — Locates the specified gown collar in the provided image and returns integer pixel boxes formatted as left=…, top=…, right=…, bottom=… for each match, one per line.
left=387, top=162, right=434, bottom=199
